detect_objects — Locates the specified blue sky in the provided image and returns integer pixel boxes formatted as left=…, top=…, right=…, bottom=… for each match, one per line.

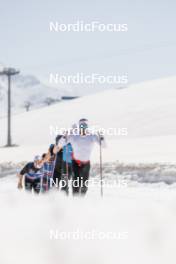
left=0, top=0, right=176, bottom=86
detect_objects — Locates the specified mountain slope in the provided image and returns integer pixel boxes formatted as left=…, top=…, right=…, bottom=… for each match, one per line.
left=1, top=75, right=176, bottom=163
left=0, top=73, right=61, bottom=115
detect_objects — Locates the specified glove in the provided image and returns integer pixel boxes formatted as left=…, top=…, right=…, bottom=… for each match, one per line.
left=100, top=135, right=104, bottom=141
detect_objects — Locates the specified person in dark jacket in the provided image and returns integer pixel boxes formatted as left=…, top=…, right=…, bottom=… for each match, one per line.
left=52, top=135, right=64, bottom=188
left=41, top=145, right=56, bottom=192
left=17, top=155, right=43, bottom=193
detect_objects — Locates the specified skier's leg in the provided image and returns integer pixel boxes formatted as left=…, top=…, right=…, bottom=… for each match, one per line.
left=72, top=160, right=80, bottom=194
left=53, top=169, right=61, bottom=188
left=80, top=162, right=90, bottom=195
left=68, top=163, right=73, bottom=180
left=33, top=178, right=41, bottom=194
left=61, top=161, right=69, bottom=194
left=53, top=155, right=62, bottom=188
left=41, top=177, right=48, bottom=192
left=61, top=162, right=73, bottom=194
left=24, top=177, right=33, bottom=192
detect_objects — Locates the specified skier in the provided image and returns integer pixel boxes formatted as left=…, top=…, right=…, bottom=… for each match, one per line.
left=62, top=142, right=73, bottom=180
left=51, top=134, right=72, bottom=194
left=61, top=142, right=73, bottom=194
left=41, top=144, right=56, bottom=192
left=52, top=135, right=63, bottom=188
left=17, top=155, right=44, bottom=194
left=57, top=118, right=105, bottom=195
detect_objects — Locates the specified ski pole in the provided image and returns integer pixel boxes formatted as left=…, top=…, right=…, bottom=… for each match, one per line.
left=40, top=160, right=45, bottom=194
left=62, top=133, right=69, bottom=193
left=99, top=133, right=103, bottom=197
left=40, top=171, right=44, bottom=194
left=51, top=151, right=57, bottom=188
left=65, top=134, right=69, bottom=179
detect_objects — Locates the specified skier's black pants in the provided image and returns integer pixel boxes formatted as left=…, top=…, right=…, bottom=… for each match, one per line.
left=25, top=177, right=41, bottom=194
left=53, top=163, right=71, bottom=194
left=53, top=152, right=63, bottom=187
left=53, top=170, right=62, bottom=187
left=60, top=161, right=72, bottom=193
left=62, top=161, right=72, bottom=180
left=42, top=177, right=52, bottom=192
left=72, top=160, right=90, bottom=194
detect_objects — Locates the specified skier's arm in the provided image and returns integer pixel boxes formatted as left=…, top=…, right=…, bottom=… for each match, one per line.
left=53, top=138, right=65, bottom=153
left=17, top=164, right=28, bottom=189
left=57, top=135, right=72, bottom=150
left=53, top=145, right=59, bottom=154
left=17, top=174, right=23, bottom=189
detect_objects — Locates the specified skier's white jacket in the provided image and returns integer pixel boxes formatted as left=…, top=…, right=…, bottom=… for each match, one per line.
left=58, top=134, right=106, bottom=162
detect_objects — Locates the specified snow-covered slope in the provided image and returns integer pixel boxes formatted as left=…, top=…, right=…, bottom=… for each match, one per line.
left=0, top=76, right=176, bottom=163
left=0, top=68, right=127, bottom=116
left=1, top=174, right=176, bottom=264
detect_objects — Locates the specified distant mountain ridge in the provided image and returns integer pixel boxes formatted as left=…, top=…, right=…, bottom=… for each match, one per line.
left=0, top=73, right=61, bottom=115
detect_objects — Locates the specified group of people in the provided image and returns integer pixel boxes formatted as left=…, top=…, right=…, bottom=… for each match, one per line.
left=17, top=118, right=105, bottom=196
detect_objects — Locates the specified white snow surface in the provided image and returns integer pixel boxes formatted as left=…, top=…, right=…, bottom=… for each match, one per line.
left=1, top=175, right=176, bottom=264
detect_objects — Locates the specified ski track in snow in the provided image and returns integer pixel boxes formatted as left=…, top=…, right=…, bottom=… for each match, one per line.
left=2, top=161, right=176, bottom=184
